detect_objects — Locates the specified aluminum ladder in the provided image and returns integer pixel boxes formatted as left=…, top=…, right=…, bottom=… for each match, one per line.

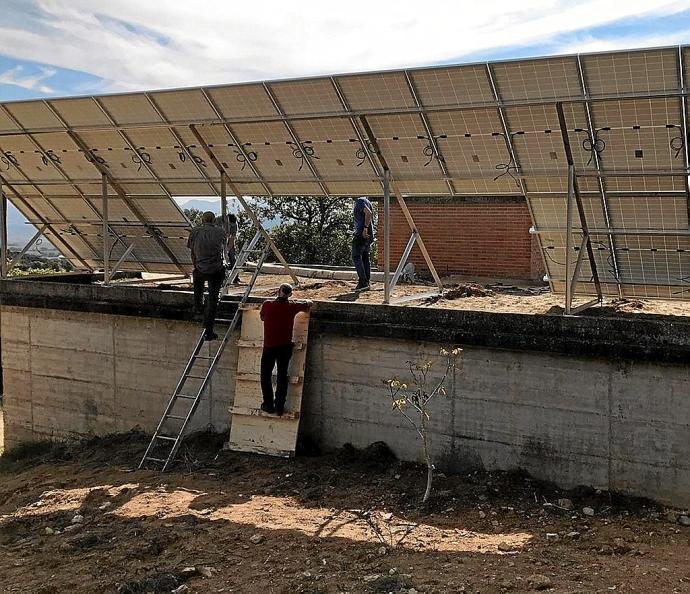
left=139, top=238, right=269, bottom=471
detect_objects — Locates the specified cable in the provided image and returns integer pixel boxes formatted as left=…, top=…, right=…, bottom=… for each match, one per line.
left=581, top=131, right=605, bottom=166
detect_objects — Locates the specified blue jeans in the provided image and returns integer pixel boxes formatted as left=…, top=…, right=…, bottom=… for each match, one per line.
left=352, top=234, right=372, bottom=286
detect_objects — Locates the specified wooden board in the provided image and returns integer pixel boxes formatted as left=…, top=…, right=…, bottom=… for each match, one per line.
left=227, top=304, right=310, bottom=457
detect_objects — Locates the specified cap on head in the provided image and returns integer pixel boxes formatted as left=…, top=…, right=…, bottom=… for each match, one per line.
left=202, top=211, right=215, bottom=224
left=279, top=283, right=293, bottom=297
left=227, top=213, right=237, bottom=223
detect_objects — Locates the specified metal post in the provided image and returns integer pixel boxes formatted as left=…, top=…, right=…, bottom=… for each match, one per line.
left=565, top=166, right=574, bottom=314
left=556, top=102, right=603, bottom=307
left=220, top=171, right=229, bottom=235
left=383, top=170, right=391, bottom=304
left=0, top=183, right=7, bottom=278
left=102, top=173, right=110, bottom=285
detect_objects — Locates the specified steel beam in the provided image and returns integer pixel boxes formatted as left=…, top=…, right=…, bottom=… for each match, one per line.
left=188, top=124, right=300, bottom=285
left=0, top=182, right=7, bottom=278
left=676, top=47, right=690, bottom=224
left=383, top=169, right=391, bottom=303
left=576, top=55, right=622, bottom=295
left=359, top=115, right=444, bottom=291
left=403, top=70, right=455, bottom=197
left=533, top=226, right=690, bottom=236
left=102, top=173, right=110, bottom=284
left=262, top=82, right=332, bottom=197
left=557, top=102, right=603, bottom=306
left=390, top=231, right=418, bottom=295
left=565, top=166, right=575, bottom=314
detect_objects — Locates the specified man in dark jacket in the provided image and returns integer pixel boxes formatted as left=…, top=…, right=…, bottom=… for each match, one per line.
left=259, top=284, right=311, bottom=416
left=352, top=196, right=374, bottom=291
left=187, top=211, right=227, bottom=341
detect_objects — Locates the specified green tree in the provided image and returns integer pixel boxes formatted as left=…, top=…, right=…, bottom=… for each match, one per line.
left=183, top=207, right=203, bottom=226
left=238, top=196, right=375, bottom=267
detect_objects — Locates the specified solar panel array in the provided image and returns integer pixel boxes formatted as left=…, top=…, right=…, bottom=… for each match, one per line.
left=0, top=46, right=688, bottom=298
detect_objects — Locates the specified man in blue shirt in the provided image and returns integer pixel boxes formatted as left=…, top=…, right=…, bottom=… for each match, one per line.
left=352, top=196, right=374, bottom=291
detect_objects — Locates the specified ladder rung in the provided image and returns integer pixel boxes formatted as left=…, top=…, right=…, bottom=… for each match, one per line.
left=165, top=414, right=186, bottom=420
left=155, top=435, right=177, bottom=441
left=184, top=374, right=207, bottom=379
left=177, top=394, right=196, bottom=400
left=215, top=318, right=234, bottom=323
left=144, top=457, right=167, bottom=463
left=194, top=356, right=214, bottom=360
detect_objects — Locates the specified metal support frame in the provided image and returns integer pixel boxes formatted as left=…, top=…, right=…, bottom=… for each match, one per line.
left=576, top=56, right=622, bottom=295
left=0, top=141, right=102, bottom=267
left=359, top=115, right=444, bottom=297
left=383, top=170, right=391, bottom=302
left=390, top=231, right=418, bottom=293
left=200, top=87, right=275, bottom=197
left=62, top=127, right=187, bottom=275
left=262, top=83, right=332, bottom=197
left=403, top=70, right=456, bottom=197
left=4, top=102, right=146, bottom=272
left=8, top=85, right=690, bottom=138
left=676, top=47, right=690, bottom=223
left=0, top=174, right=90, bottom=269
left=101, top=173, right=110, bottom=284
left=107, top=243, right=136, bottom=282
left=557, top=102, right=603, bottom=314
left=220, top=171, right=229, bottom=236
left=0, top=182, right=7, bottom=278
left=188, top=124, right=300, bottom=285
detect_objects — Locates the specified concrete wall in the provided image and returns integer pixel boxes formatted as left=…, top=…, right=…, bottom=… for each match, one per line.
left=0, top=306, right=236, bottom=445
left=1, top=301, right=689, bottom=507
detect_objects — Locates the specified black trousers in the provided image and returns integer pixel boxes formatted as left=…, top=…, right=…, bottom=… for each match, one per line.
left=260, top=344, right=294, bottom=410
left=193, top=267, right=225, bottom=333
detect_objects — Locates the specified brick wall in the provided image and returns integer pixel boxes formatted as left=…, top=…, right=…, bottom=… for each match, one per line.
left=377, top=197, right=545, bottom=281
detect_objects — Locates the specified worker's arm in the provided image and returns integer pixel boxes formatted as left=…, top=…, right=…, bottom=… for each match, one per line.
left=362, top=206, right=372, bottom=239
left=187, top=232, right=197, bottom=269
left=260, top=302, right=266, bottom=321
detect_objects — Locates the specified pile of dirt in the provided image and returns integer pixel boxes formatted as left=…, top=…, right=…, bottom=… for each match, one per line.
left=424, top=283, right=494, bottom=304
left=610, top=297, right=645, bottom=312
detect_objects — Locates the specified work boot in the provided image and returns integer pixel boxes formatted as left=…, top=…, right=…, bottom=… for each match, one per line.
left=204, top=330, right=219, bottom=341
left=260, top=402, right=275, bottom=414
left=354, top=283, right=370, bottom=293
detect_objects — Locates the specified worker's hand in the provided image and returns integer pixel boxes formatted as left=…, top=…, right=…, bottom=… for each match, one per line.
left=362, top=228, right=369, bottom=240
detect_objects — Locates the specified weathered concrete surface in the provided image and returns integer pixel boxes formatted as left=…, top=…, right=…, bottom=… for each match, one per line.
left=1, top=278, right=688, bottom=362
left=0, top=280, right=689, bottom=506
left=1, top=306, right=236, bottom=446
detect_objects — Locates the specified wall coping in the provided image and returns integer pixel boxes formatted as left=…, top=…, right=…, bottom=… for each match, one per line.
left=1, top=278, right=688, bottom=363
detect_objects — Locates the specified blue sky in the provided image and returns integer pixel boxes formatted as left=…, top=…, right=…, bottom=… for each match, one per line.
left=1, top=0, right=690, bottom=103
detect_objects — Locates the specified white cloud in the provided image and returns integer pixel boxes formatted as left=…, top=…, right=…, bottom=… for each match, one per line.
left=0, top=64, right=56, bottom=93
left=0, top=0, right=689, bottom=92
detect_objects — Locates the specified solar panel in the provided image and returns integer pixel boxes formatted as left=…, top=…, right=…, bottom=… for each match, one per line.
left=0, top=45, right=688, bottom=298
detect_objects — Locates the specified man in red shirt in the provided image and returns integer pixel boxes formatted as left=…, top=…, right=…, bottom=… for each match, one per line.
left=259, top=283, right=311, bottom=416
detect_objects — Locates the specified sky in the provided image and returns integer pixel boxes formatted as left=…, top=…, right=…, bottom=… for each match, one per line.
left=1, top=0, right=690, bottom=103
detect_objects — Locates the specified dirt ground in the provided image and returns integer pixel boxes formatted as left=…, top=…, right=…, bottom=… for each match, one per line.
left=182, top=273, right=690, bottom=318
left=0, top=433, right=688, bottom=594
